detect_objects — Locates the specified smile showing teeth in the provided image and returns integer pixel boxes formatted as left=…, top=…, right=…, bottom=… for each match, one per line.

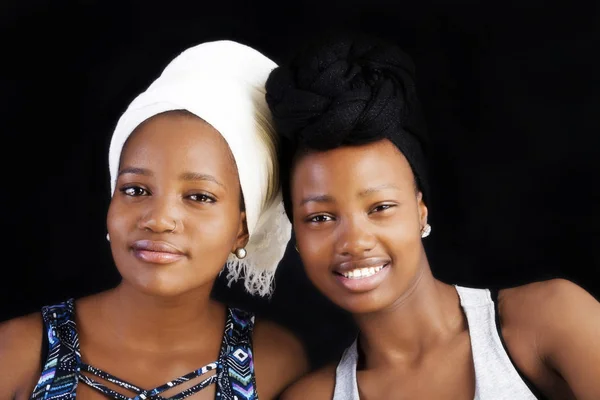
left=341, top=265, right=385, bottom=279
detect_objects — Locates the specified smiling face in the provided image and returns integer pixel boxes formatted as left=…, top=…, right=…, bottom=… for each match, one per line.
left=106, top=111, right=248, bottom=297
left=291, top=139, right=429, bottom=314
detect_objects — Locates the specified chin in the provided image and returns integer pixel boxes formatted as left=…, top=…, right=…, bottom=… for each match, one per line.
left=334, top=293, right=395, bottom=315
left=133, top=279, right=196, bottom=298
left=115, top=259, right=217, bottom=298
left=120, top=270, right=208, bottom=298
left=315, top=273, right=399, bottom=315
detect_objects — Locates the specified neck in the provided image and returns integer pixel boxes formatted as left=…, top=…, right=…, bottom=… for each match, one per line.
left=354, top=266, right=464, bottom=367
left=97, top=281, right=225, bottom=352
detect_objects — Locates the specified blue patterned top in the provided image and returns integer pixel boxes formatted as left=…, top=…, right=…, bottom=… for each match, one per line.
left=30, top=299, right=258, bottom=399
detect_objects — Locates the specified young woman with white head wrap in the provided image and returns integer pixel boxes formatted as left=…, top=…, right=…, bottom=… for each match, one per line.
left=0, top=40, right=308, bottom=400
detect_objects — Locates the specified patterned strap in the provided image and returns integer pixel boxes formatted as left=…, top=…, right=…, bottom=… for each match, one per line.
left=79, top=373, right=141, bottom=400
left=165, top=375, right=218, bottom=400
left=223, top=308, right=257, bottom=400
left=78, top=361, right=219, bottom=400
left=148, top=362, right=219, bottom=399
left=30, top=299, right=81, bottom=399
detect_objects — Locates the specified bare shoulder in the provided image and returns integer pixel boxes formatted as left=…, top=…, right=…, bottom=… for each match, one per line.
left=498, top=279, right=600, bottom=365
left=499, top=278, right=598, bottom=325
left=252, top=318, right=310, bottom=399
left=0, top=312, right=44, bottom=398
left=279, top=364, right=337, bottom=400
left=500, top=279, right=600, bottom=397
left=498, top=278, right=599, bottom=338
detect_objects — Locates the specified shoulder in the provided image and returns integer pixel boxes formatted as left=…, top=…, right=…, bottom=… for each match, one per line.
left=498, top=279, right=600, bottom=384
left=252, top=318, right=308, bottom=365
left=252, top=317, right=310, bottom=399
left=0, top=312, right=44, bottom=398
left=498, top=278, right=598, bottom=329
left=279, top=364, right=337, bottom=400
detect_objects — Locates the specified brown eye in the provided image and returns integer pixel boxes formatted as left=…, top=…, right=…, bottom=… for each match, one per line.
left=188, top=193, right=216, bottom=203
left=120, top=186, right=148, bottom=196
left=370, top=204, right=395, bottom=214
left=308, top=214, right=334, bottom=223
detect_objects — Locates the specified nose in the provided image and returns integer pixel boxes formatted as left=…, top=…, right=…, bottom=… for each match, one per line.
left=335, top=215, right=376, bottom=257
left=137, top=195, right=181, bottom=234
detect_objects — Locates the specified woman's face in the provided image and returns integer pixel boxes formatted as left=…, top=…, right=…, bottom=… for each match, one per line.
left=291, top=139, right=428, bottom=314
left=107, top=112, right=247, bottom=297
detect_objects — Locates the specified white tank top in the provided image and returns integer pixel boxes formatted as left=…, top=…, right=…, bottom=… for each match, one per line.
left=333, top=286, right=543, bottom=399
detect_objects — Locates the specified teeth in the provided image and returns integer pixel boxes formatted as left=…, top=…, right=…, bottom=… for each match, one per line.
left=342, top=265, right=385, bottom=279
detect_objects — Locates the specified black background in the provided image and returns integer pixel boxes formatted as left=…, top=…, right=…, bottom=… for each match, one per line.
left=1, top=0, right=598, bottom=367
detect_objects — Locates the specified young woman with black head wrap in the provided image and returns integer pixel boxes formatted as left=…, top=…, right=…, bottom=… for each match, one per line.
left=265, top=33, right=600, bottom=399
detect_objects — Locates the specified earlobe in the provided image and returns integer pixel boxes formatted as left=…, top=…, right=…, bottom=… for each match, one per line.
left=235, top=211, right=250, bottom=250
left=417, top=192, right=431, bottom=238
left=417, top=191, right=428, bottom=226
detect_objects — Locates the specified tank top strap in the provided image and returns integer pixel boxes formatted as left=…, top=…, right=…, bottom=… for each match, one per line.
left=30, top=299, right=81, bottom=399
left=455, top=285, right=540, bottom=399
left=333, top=338, right=360, bottom=400
left=218, top=307, right=258, bottom=400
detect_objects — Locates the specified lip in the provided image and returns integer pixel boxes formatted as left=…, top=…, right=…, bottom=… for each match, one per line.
left=131, top=240, right=186, bottom=264
left=333, top=257, right=391, bottom=274
left=333, top=257, right=391, bottom=293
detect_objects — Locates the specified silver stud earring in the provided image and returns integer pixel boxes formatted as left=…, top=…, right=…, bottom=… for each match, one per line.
left=234, top=247, right=247, bottom=259
left=421, top=224, right=431, bottom=238
left=106, top=233, right=110, bottom=242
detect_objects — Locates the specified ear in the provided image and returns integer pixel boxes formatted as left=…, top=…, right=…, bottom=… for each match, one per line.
left=232, top=211, right=250, bottom=252
left=416, top=191, right=428, bottom=228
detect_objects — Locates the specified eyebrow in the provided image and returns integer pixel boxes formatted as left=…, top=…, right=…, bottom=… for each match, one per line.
left=358, top=183, right=402, bottom=197
left=118, top=168, right=224, bottom=188
left=118, top=167, right=152, bottom=178
left=179, top=172, right=224, bottom=188
left=300, top=194, right=335, bottom=206
left=299, top=184, right=402, bottom=206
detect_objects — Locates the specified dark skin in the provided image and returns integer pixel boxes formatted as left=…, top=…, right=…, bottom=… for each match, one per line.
left=281, top=138, right=600, bottom=400
left=0, top=112, right=308, bottom=400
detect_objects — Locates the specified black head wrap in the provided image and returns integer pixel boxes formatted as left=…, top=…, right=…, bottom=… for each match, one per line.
left=266, top=33, right=429, bottom=218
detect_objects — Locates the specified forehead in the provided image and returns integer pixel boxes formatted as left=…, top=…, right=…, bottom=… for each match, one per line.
left=292, top=139, right=415, bottom=193
left=119, top=112, right=238, bottom=177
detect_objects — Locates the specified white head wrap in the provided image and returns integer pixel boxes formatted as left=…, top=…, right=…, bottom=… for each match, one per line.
left=107, top=40, right=291, bottom=296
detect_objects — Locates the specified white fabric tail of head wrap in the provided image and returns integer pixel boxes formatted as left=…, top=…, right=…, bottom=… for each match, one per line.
left=107, top=40, right=291, bottom=296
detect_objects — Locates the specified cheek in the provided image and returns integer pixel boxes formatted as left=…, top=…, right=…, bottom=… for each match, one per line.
left=384, top=214, right=419, bottom=237
left=189, top=205, right=242, bottom=248
left=294, top=224, right=334, bottom=276
left=194, top=214, right=237, bottom=239
left=379, top=213, right=422, bottom=251
left=106, top=199, right=132, bottom=235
